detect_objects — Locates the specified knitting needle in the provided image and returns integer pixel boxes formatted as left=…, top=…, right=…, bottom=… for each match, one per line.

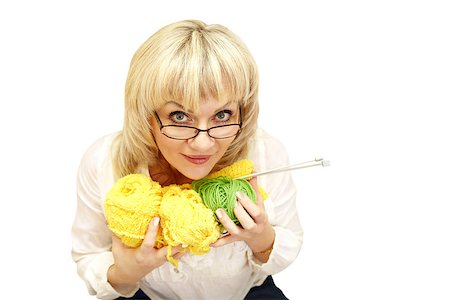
left=235, top=157, right=330, bottom=180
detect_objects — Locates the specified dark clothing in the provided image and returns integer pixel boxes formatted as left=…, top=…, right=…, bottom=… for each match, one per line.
left=244, top=276, right=288, bottom=300
left=116, top=275, right=288, bottom=299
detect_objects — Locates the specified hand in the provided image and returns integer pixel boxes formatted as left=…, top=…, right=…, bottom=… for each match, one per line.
left=108, top=217, right=184, bottom=291
left=211, top=177, right=275, bottom=255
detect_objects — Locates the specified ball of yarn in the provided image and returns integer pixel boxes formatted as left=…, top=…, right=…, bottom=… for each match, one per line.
left=104, top=174, right=163, bottom=247
left=159, top=184, right=221, bottom=266
left=192, top=177, right=257, bottom=225
left=105, top=175, right=221, bottom=267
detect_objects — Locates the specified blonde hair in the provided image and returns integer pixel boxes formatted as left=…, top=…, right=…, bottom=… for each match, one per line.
left=112, top=20, right=259, bottom=178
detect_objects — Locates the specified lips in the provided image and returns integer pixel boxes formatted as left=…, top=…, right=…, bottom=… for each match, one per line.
left=182, top=154, right=212, bottom=165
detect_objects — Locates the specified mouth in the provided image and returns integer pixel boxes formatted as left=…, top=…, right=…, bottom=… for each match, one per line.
left=182, top=154, right=212, bottom=165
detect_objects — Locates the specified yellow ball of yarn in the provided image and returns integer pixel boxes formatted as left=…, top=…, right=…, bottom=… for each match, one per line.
left=159, top=184, right=221, bottom=256
left=105, top=175, right=221, bottom=267
left=104, top=174, right=162, bottom=248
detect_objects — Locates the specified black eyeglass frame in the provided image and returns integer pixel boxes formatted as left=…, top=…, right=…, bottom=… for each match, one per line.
left=154, top=107, right=243, bottom=140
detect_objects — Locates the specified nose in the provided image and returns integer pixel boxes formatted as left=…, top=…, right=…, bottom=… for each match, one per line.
left=188, top=131, right=215, bottom=151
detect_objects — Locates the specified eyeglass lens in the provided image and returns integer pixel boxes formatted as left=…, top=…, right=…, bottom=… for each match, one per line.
left=161, top=124, right=240, bottom=139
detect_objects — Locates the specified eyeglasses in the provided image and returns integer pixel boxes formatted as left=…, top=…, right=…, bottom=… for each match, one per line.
left=154, top=108, right=242, bottom=140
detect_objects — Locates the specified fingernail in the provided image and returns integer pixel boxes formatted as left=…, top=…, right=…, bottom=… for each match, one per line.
left=215, top=209, right=223, bottom=219
left=153, top=217, right=160, bottom=226
left=236, top=191, right=246, bottom=200
left=182, top=244, right=188, bottom=248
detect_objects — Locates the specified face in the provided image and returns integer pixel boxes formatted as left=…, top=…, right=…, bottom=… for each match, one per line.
left=150, top=98, right=240, bottom=180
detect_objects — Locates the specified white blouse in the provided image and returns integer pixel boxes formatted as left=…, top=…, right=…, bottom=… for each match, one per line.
left=71, top=128, right=303, bottom=300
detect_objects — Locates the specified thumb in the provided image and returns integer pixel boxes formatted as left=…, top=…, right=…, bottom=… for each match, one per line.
left=140, top=217, right=160, bottom=251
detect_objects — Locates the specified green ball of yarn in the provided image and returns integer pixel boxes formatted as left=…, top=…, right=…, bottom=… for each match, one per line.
left=191, top=176, right=257, bottom=225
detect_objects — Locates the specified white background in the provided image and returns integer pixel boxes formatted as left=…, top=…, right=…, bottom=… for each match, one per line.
left=1, top=1, right=449, bottom=299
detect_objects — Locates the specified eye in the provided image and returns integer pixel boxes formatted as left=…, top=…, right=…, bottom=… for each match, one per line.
left=169, top=111, right=189, bottom=123
left=215, top=110, right=232, bottom=122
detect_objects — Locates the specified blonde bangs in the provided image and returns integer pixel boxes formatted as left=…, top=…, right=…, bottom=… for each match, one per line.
left=133, top=22, right=257, bottom=112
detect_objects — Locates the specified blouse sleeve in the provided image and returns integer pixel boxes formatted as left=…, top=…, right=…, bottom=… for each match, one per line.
left=71, top=137, right=139, bottom=299
left=248, top=130, right=303, bottom=275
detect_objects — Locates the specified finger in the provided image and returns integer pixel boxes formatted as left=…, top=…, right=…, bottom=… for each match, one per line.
left=171, top=247, right=188, bottom=260
left=215, top=208, right=241, bottom=236
left=153, top=243, right=185, bottom=262
left=140, top=217, right=160, bottom=251
left=171, top=251, right=186, bottom=261
left=235, top=190, right=258, bottom=212
left=236, top=191, right=265, bottom=224
left=170, top=244, right=184, bottom=254
left=248, top=177, right=264, bottom=208
left=233, top=199, right=257, bottom=230
left=210, top=234, right=239, bottom=247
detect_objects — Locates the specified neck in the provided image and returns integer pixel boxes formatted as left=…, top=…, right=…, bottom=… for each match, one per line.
left=149, top=158, right=192, bottom=186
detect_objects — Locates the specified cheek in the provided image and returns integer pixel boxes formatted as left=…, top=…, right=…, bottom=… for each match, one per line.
left=217, top=139, right=234, bottom=154
left=150, top=117, right=171, bottom=151
left=154, top=133, right=179, bottom=155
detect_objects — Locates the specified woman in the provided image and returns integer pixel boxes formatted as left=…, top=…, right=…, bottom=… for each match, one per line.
left=72, top=20, right=303, bottom=299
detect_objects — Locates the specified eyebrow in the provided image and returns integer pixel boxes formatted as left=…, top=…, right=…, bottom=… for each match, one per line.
left=165, top=101, right=192, bottom=113
left=164, top=101, right=236, bottom=114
